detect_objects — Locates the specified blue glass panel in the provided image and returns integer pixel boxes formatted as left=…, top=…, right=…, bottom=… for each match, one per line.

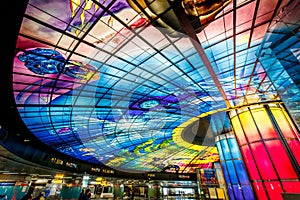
left=227, top=185, right=235, bottom=200
left=228, top=138, right=241, bottom=159
left=234, top=160, right=250, bottom=184
left=216, top=141, right=225, bottom=161
left=221, top=139, right=232, bottom=160
left=242, top=185, right=255, bottom=200
left=226, top=161, right=238, bottom=184
left=221, top=162, right=231, bottom=184
left=233, top=185, right=244, bottom=200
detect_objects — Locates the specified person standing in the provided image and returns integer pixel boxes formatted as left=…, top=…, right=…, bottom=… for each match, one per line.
left=78, top=189, right=85, bottom=200
left=84, top=189, right=91, bottom=200
left=32, top=192, right=45, bottom=200
left=0, top=194, right=7, bottom=200
left=20, top=192, right=33, bottom=200
left=79, top=189, right=91, bottom=200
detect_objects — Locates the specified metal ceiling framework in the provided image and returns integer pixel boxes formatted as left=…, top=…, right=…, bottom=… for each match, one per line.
left=1, top=0, right=299, bottom=175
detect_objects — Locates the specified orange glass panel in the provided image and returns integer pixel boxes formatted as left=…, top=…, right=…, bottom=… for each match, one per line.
left=239, top=111, right=261, bottom=142
left=252, top=108, right=278, bottom=139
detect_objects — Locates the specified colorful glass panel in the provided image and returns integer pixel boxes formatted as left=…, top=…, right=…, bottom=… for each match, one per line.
left=234, top=160, right=250, bottom=184
left=228, top=138, right=241, bottom=159
left=252, top=107, right=278, bottom=139
left=227, top=186, right=235, bottom=200
left=271, top=108, right=298, bottom=139
left=252, top=182, right=268, bottom=200
left=282, top=181, right=300, bottom=193
left=231, top=117, right=247, bottom=145
left=239, top=112, right=261, bottom=142
left=216, top=134, right=255, bottom=200
left=220, top=139, right=232, bottom=160
left=240, top=145, right=260, bottom=180
left=271, top=107, right=300, bottom=165
left=226, top=160, right=238, bottom=184
left=232, top=185, right=244, bottom=200
left=230, top=104, right=300, bottom=200
left=241, top=185, right=255, bottom=200
left=250, top=142, right=277, bottom=180
left=221, top=162, right=231, bottom=185
left=264, top=181, right=283, bottom=200
left=216, top=142, right=224, bottom=161
left=287, top=140, right=300, bottom=165
left=265, top=140, right=297, bottom=179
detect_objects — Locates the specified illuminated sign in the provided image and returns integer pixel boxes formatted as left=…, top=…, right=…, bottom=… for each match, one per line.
left=91, top=167, right=101, bottom=172
left=178, top=175, right=190, bottom=179
left=51, top=158, right=63, bottom=165
left=102, top=169, right=114, bottom=174
left=148, top=173, right=155, bottom=177
left=66, top=162, right=77, bottom=168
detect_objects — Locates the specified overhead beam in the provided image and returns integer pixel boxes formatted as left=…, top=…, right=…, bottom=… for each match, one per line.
left=170, top=1, right=231, bottom=108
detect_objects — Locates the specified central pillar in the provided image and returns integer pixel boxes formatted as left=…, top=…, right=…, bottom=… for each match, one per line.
left=229, top=103, right=300, bottom=200
left=215, top=133, right=255, bottom=200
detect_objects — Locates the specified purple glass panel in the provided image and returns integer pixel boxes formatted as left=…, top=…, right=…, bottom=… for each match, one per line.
left=241, top=185, right=255, bottom=200
left=233, top=185, right=244, bottom=200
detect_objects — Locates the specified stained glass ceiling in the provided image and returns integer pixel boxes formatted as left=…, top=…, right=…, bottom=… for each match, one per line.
left=11, top=0, right=299, bottom=173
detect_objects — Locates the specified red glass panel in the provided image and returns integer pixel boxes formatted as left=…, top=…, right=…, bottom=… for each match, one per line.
left=265, top=140, right=297, bottom=178
left=232, top=117, right=247, bottom=145
left=287, top=139, right=300, bottom=166
left=239, top=111, right=261, bottom=142
left=240, top=145, right=260, bottom=180
left=264, top=181, right=283, bottom=200
left=250, top=142, right=277, bottom=180
left=282, top=181, right=300, bottom=193
left=252, top=182, right=268, bottom=200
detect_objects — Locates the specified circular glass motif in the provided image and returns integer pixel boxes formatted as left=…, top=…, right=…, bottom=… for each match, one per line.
left=139, top=99, right=160, bottom=109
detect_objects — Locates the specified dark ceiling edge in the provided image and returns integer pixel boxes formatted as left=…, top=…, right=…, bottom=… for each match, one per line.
left=1, top=0, right=29, bottom=135
left=0, top=0, right=112, bottom=176
left=0, top=0, right=197, bottom=181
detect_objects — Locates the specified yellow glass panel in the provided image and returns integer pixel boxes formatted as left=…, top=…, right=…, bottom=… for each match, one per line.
left=252, top=107, right=278, bottom=139
left=231, top=116, right=247, bottom=145
left=216, top=188, right=225, bottom=199
left=239, top=111, right=261, bottom=142
left=282, top=108, right=300, bottom=137
left=271, top=108, right=298, bottom=139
